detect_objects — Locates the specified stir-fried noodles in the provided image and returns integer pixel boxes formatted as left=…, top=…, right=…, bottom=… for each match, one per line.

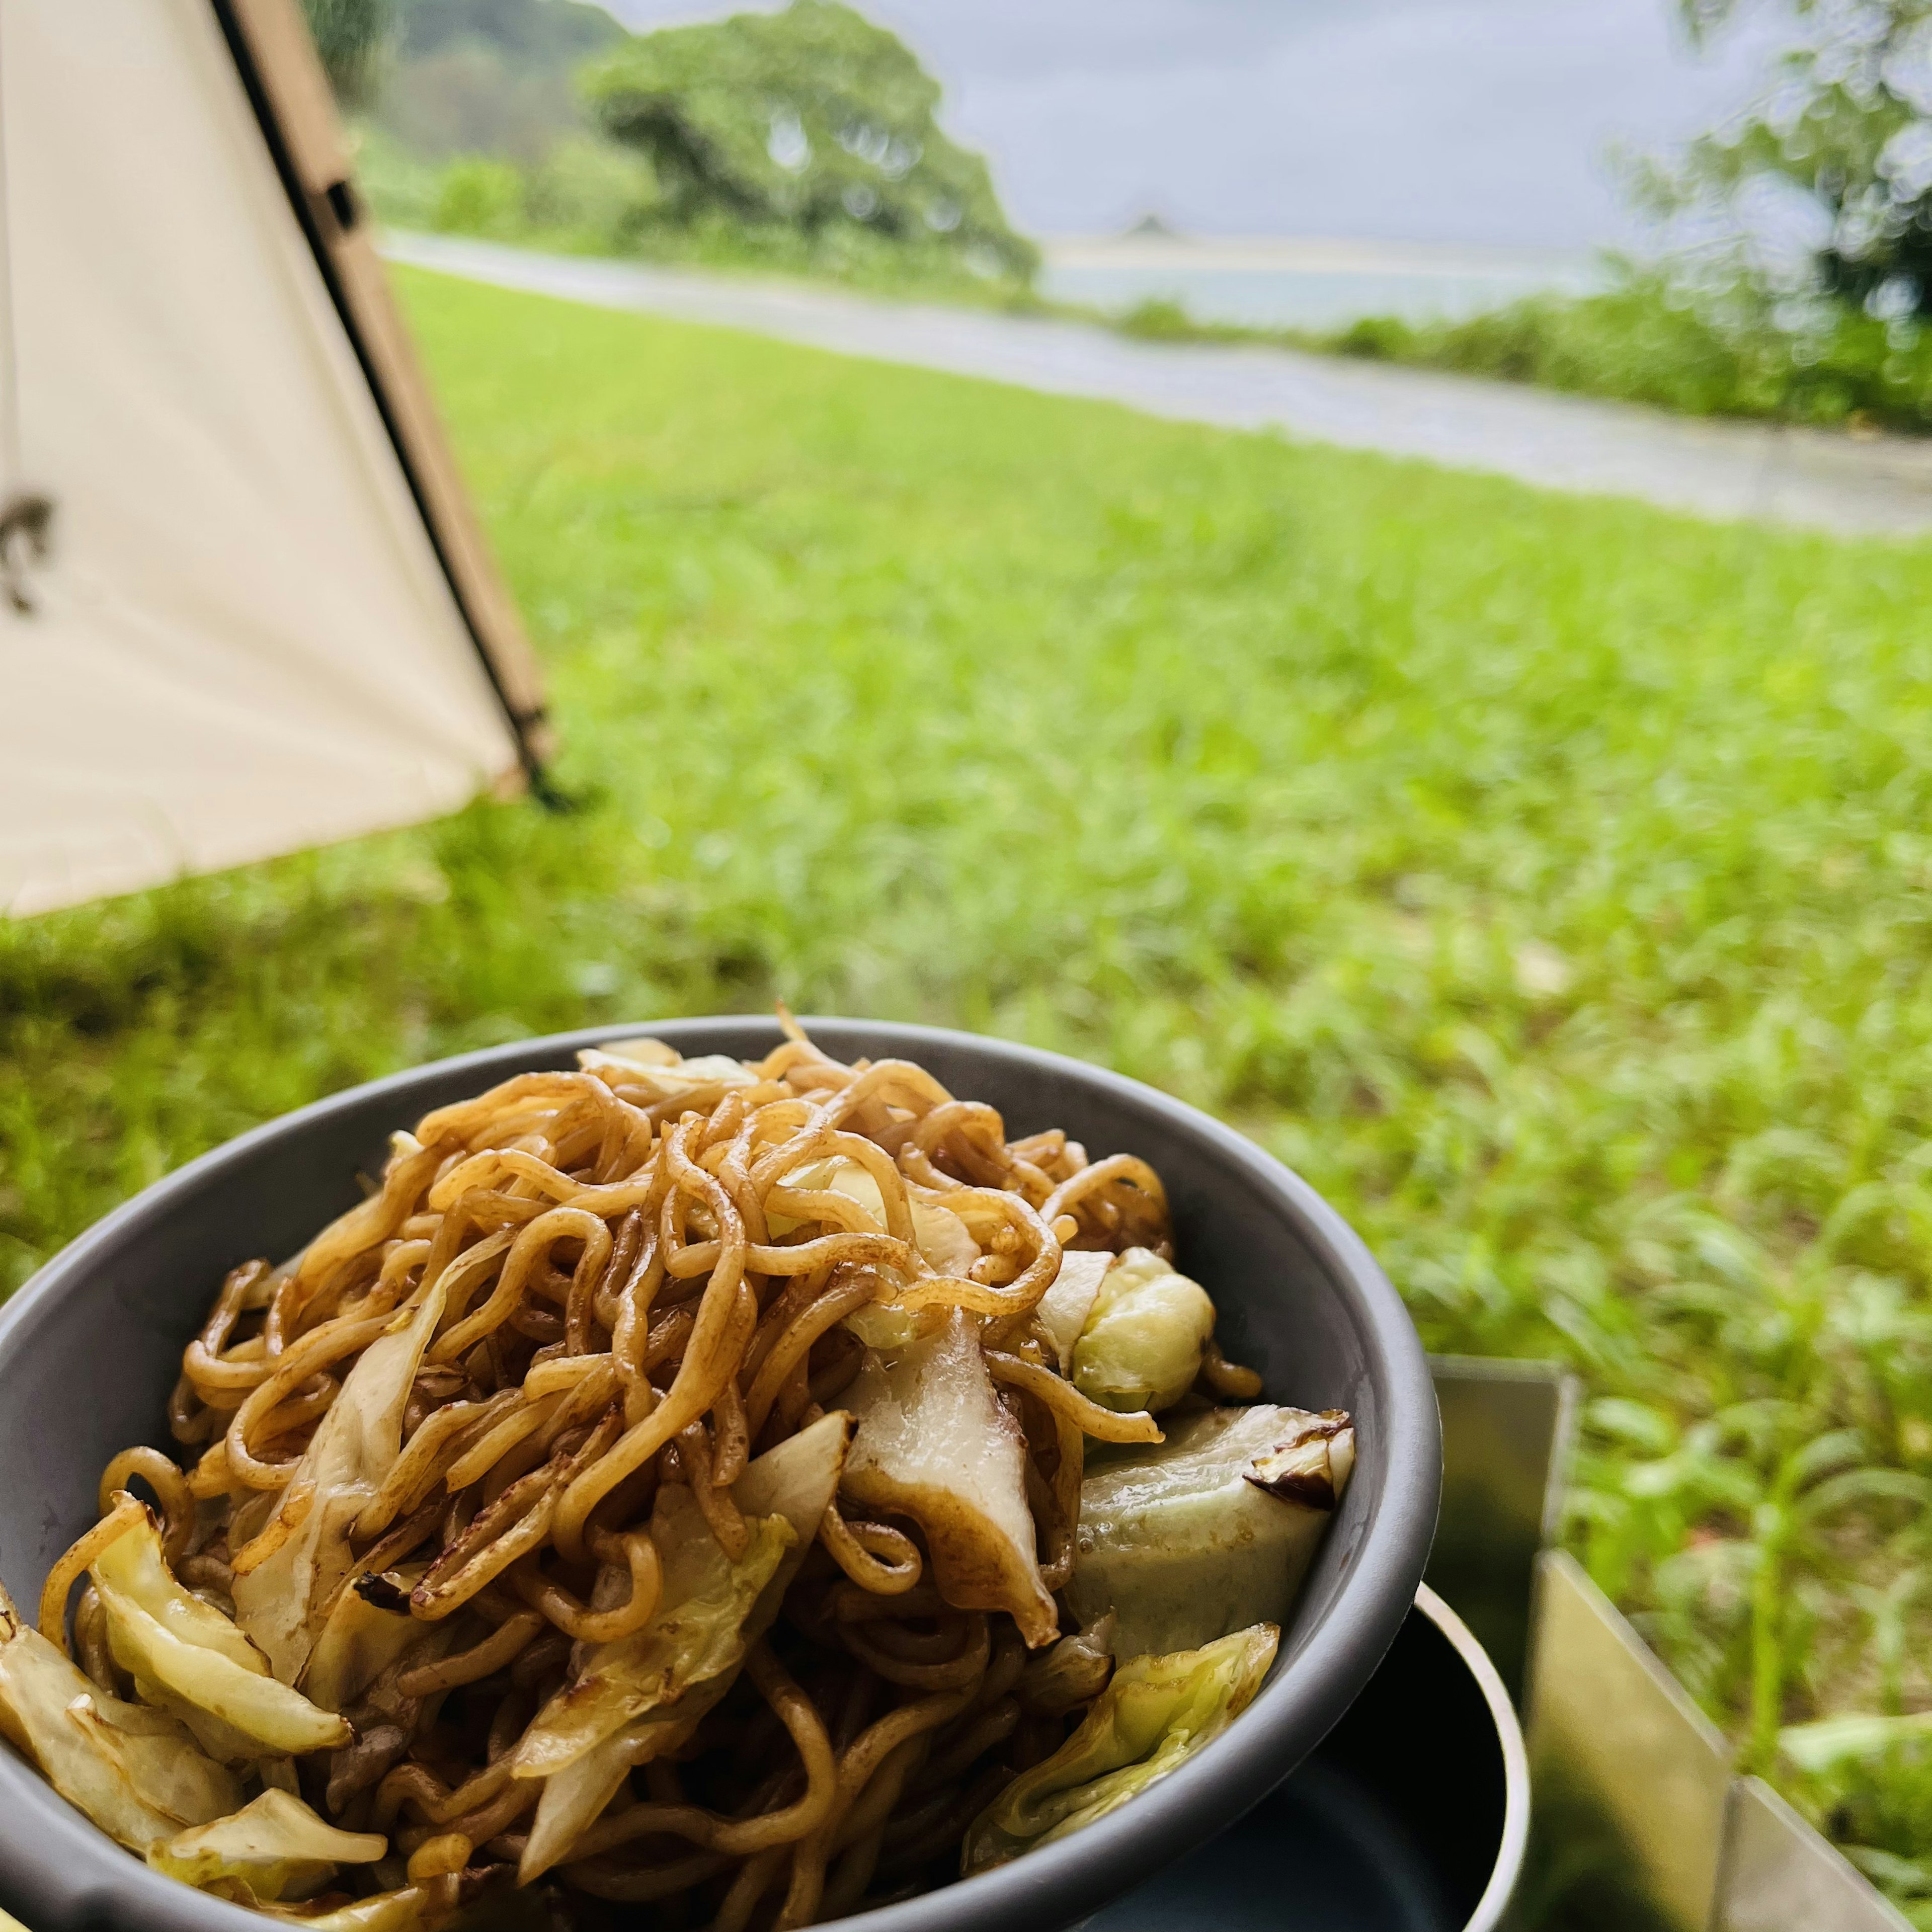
left=4, top=1020, right=1355, bottom=1928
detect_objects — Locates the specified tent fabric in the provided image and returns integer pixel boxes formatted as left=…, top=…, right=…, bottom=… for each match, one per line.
left=0, top=0, right=528, bottom=917
left=219, top=0, right=550, bottom=762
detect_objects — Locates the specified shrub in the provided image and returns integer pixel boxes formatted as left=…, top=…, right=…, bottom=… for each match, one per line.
left=524, top=137, right=660, bottom=251
left=1118, top=298, right=1198, bottom=342
left=1331, top=314, right=1419, bottom=362
left=432, top=156, right=525, bottom=239
left=1324, top=275, right=1932, bottom=436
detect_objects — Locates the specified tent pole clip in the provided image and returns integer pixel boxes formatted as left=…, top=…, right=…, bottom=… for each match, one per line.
left=0, top=491, right=55, bottom=615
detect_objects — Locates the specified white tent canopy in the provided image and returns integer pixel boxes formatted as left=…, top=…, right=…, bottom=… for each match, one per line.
left=0, top=0, right=547, bottom=917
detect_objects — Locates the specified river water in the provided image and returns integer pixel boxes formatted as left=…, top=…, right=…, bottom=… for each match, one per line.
left=1036, top=236, right=1602, bottom=331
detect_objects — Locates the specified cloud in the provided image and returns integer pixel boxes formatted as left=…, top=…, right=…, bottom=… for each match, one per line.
left=601, top=0, right=1784, bottom=247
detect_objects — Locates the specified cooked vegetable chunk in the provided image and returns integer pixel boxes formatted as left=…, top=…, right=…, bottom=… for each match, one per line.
left=1070, top=1249, right=1214, bottom=1416
left=516, top=1489, right=791, bottom=1782
left=91, top=1512, right=349, bottom=1758
left=515, top=1410, right=849, bottom=1881
left=513, top=1492, right=790, bottom=1879
left=1017, top=1612, right=1116, bottom=1715
left=961, top=1623, right=1278, bottom=1873
left=149, top=1788, right=384, bottom=1903
left=260, top=1889, right=425, bottom=1930
left=1066, top=1405, right=1352, bottom=1658
left=299, top=1562, right=427, bottom=1716
left=766, top=1155, right=980, bottom=1350
left=1247, top=1409, right=1355, bottom=1509
left=0, top=1590, right=238, bottom=1851
left=232, top=1281, right=447, bottom=1685
left=843, top=1308, right=1059, bottom=1646
left=1034, top=1251, right=1111, bottom=1375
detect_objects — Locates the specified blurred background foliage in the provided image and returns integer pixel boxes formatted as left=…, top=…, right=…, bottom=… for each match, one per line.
left=1150, top=268, right=1932, bottom=435
left=320, top=0, right=1038, bottom=299
left=583, top=4, right=1036, bottom=280
left=374, top=0, right=620, bottom=162
left=312, top=0, right=1932, bottom=431
left=1671, top=0, right=1932, bottom=320
left=1121, top=0, right=1932, bottom=434
left=303, top=0, right=394, bottom=109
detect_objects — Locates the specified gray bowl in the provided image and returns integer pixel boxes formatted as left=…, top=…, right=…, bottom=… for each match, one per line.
left=0, top=1018, right=1440, bottom=1932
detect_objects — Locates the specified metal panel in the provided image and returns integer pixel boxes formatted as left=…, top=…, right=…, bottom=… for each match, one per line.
left=1413, top=1584, right=1532, bottom=1932
left=1714, top=1779, right=1914, bottom=1932
left=1427, top=1355, right=1576, bottom=1700
left=1521, top=1551, right=1733, bottom=1932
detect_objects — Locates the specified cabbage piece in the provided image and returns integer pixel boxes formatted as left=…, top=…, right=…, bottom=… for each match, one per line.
left=94, top=1511, right=268, bottom=1676
left=513, top=1505, right=787, bottom=1877
left=119, top=1668, right=287, bottom=1769
left=578, top=1045, right=756, bottom=1094
left=517, top=1410, right=849, bottom=1778
left=770, top=1156, right=980, bottom=1351
left=1016, top=1612, right=1115, bottom=1715
left=518, top=1709, right=698, bottom=1887
left=1033, top=1251, right=1111, bottom=1375
left=843, top=1308, right=1058, bottom=1647
left=732, top=1408, right=854, bottom=1634
left=0, top=1600, right=238, bottom=1850
left=1066, top=1405, right=1352, bottom=1659
left=775, top=1156, right=979, bottom=1272
left=910, top=1199, right=979, bottom=1276
left=844, top=1301, right=942, bottom=1354
left=262, top=1889, right=425, bottom=1930
left=581, top=1036, right=680, bottom=1069
left=514, top=1494, right=789, bottom=1789
left=735, top=1408, right=853, bottom=1518
left=1247, top=1410, right=1355, bottom=1509
left=150, top=1788, right=385, bottom=1903
left=233, top=1281, right=446, bottom=1685
left=302, top=1564, right=429, bottom=1716
left=1071, top=1249, right=1214, bottom=1416
left=90, top=1513, right=349, bottom=1757
left=961, top=1623, right=1277, bottom=1874
left=515, top=1411, right=850, bottom=1881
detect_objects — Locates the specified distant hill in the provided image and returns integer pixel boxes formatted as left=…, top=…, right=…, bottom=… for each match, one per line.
left=375, top=0, right=624, bottom=161
left=398, top=0, right=619, bottom=62
left=350, top=0, right=1035, bottom=300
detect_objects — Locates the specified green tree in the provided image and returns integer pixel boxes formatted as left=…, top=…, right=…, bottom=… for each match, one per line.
left=303, top=0, right=392, bottom=110
left=582, top=0, right=1036, bottom=281
left=432, top=155, right=525, bottom=238
left=1674, top=0, right=1932, bottom=317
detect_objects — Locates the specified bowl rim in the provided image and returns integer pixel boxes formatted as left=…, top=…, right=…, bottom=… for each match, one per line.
left=0, top=1017, right=1440, bottom=1932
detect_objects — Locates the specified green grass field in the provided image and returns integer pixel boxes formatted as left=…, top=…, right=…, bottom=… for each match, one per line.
left=9, top=267, right=1932, bottom=1909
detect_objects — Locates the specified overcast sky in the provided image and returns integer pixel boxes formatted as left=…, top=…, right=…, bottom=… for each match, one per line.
left=601, top=0, right=1786, bottom=250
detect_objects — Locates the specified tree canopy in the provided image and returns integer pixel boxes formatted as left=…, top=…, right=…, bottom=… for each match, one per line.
left=1673, top=0, right=1932, bottom=317
left=581, top=1, right=1036, bottom=280
left=303, top=0, right=391, bottom=109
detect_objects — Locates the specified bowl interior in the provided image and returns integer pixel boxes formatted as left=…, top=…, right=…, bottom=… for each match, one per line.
left=0, top=1018, right=1437, bottom=1932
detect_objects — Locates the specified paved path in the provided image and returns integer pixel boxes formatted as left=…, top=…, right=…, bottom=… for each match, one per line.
left=388, top=232, right=1932, bottom=537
